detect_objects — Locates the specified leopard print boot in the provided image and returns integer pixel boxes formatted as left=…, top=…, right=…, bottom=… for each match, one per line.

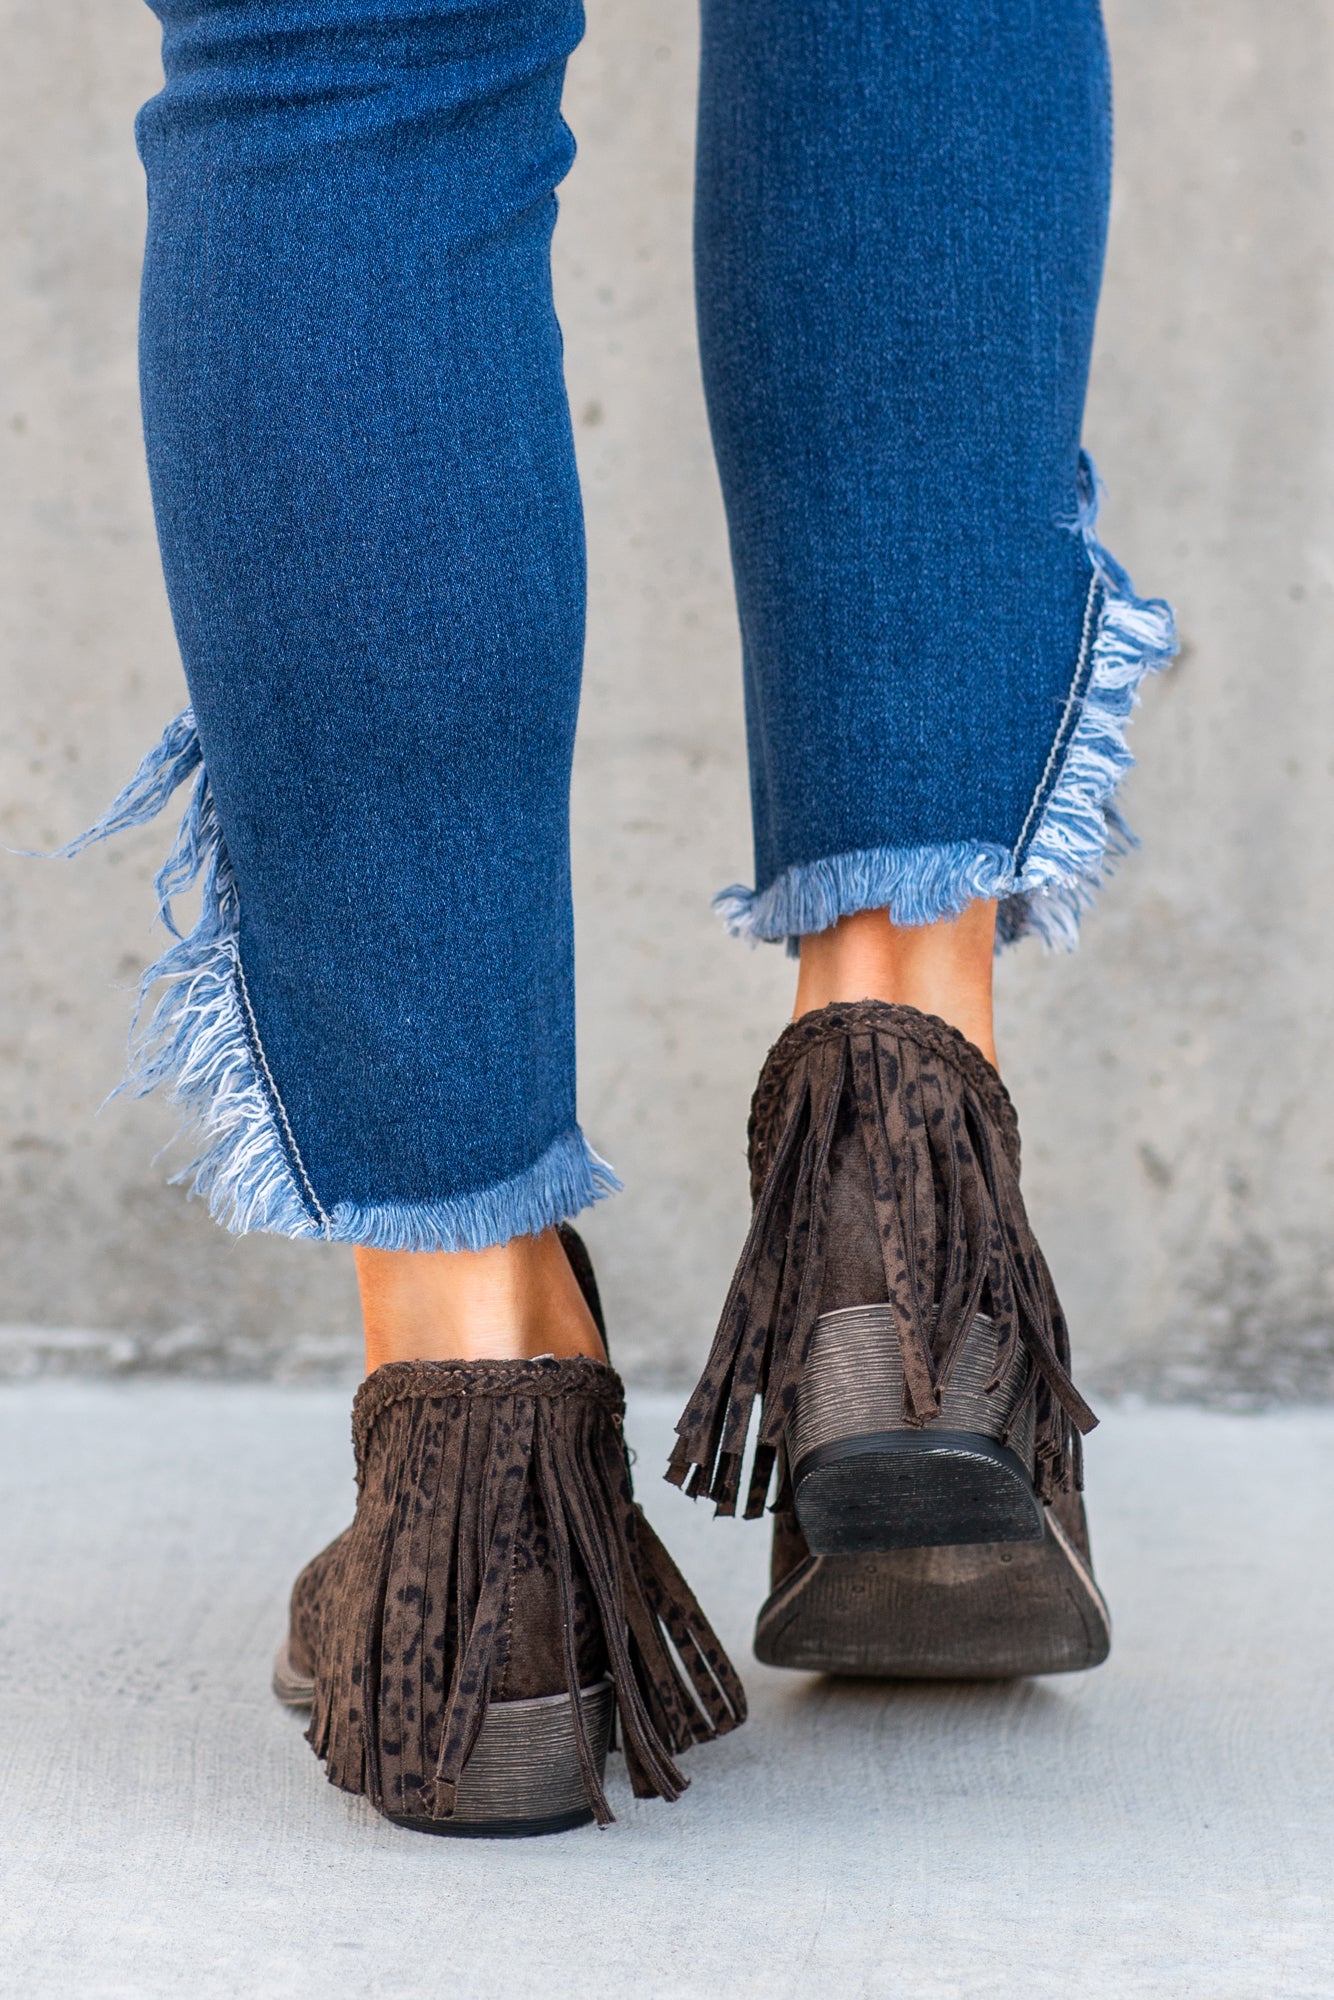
left=668, top=1000, right=1111, bottom=1679
left=276, top=1245, right=745, bottom=1836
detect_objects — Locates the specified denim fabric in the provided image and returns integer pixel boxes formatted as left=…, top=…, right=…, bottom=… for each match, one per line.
left=126, top=0, right=605, bottom=1241
left=700, top=0, right=1107, bottom=880
left=70, top=0, right=1172, bottom=1249
left=698, top=0, right=1173, bottom=947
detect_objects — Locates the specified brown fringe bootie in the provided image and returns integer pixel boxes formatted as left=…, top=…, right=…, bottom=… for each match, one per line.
left=275, top=1270, right=745, bottom=1836
left=668, top=1000, right=1111, bottom=1679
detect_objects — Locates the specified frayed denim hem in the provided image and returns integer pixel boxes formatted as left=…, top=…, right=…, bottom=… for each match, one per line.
left=59, top=710, right=620, bottom=1249
left=714, top=843, right=1016, bottom=955
left=716, top=450, right=1177, bottom=954
left=325, top=1132, right=621, bottom=1252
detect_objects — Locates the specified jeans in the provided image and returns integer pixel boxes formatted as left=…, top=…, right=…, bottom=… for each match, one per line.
left=72, top=0, right=1174, bottom=1251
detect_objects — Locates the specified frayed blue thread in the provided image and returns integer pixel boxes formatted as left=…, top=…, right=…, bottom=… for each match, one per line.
left=997, top=452, right=1179, bottom=947
left=713, top=844, right=1017, bottom=961
left=65, top=707, right=621, bottom=1247
left=327, top=1131, right=621, bottom=1254
left=57, top=708, right=204, bottom=865
left=716, top=450, right=1177, bottom=953
left=60, top=706, right=327, bottom=1237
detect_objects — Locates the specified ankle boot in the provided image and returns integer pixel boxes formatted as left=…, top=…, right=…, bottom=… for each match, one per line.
left=668, top=999, right=1111, bottom=1679
left=276, top=1251, right=745, bottom=1836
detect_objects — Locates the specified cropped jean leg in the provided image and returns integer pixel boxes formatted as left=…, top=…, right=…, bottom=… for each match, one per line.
left=73, top=0, right=1175, bottom=1254
left=72, top=0, right=614, bottom=1250
left=697, top=0, right=1176, bottom=949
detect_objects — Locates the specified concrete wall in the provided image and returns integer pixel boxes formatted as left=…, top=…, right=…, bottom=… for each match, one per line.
left=2, top=1, right=1331, bottom=1393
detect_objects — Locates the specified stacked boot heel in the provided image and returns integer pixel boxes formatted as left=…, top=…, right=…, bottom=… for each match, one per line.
left=670, top=999, right=1111, bottom=1681
left=278, top=1237, right=745, bottom=1836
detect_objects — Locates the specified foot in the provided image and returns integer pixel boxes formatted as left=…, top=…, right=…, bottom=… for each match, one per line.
left=280, top=1233, right=745, bottom=1835
left=668, top=998, right=1110, bottom=1680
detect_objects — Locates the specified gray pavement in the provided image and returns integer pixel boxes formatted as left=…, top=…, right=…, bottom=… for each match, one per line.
left=1, top=1385, right=1331, bottom=1999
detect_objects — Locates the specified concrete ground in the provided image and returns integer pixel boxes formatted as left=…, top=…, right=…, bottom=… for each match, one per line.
left=0, top=1388, right=1331, bottom=1999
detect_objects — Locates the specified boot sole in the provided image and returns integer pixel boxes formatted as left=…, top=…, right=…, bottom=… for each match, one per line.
left=753, top=1506, right=1111, bottom=1679
left=273, top=1643, right=614, bottom=1836
left=792, top=1430, right=1045, bottom=1554
left=271, top=1636, right=316, bottom=1707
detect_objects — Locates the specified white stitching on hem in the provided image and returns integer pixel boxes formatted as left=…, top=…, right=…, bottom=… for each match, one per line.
left=1010, top=568, right=1101, bottom=867
left=233, top=954, right=332, bottom=1235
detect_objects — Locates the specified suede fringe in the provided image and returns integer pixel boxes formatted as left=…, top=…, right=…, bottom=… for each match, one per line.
left=310, top=1359, right=745, bottom=1827
left=666, top=1003, right=1097, bottom=1517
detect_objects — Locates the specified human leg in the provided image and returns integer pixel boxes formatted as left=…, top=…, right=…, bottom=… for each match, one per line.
left=696, top=0, right=1174, bottom=957
left=679, top=0, right=1175, bottom=1672
left=77, top=0, right=606, bottom=1258
left=356, top=1231, right=605, bottom=1370
left=793, top=905, right=998, bottom=1066
left=69, top=0, right=741, bottom=1831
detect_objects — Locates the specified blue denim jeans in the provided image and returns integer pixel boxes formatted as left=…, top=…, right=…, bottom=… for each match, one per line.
left=72, top=0, right=1174, bottom=1251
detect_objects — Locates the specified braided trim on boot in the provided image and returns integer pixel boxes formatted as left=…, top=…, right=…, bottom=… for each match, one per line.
left=748, top=1001, right=1022, bottom=1184
left=311, top=1357, right=745, bottom=1828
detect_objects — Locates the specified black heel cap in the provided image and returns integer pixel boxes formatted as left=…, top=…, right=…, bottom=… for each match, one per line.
left=793, top=1431, right=1045, bottom=1554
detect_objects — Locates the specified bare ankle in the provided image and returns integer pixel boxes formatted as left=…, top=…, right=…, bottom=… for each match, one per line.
left=354, top=1228, right=605, bottom=1373
left=792, top=902, right=998, bottom=1067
